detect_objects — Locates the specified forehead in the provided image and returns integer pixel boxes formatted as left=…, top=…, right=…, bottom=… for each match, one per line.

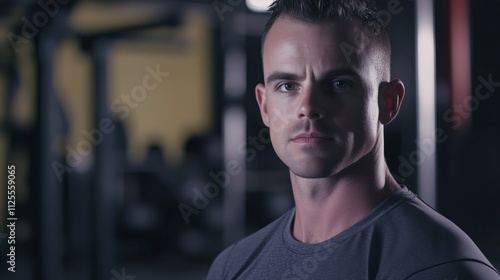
left=262, top=17, right=373, bottom=77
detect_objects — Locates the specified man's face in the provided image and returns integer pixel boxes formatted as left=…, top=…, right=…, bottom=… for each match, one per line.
left=256, top=17, right=385, bottom=178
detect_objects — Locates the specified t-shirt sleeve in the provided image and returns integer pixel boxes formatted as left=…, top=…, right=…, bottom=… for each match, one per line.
left=206, top=245, right=233, bottom=280
left=405, top=259, right=500, bottom=280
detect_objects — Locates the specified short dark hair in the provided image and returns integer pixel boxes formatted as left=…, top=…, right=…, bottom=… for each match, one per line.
left=261, top=0, right=391, bottom=81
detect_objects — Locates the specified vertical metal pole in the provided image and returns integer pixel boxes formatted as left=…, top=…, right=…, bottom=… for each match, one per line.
left=416, top=0, right=437, bottom=208
left=222, top=14, right=248, bottom=246
left=36, top=32, right=65, bottom=280
left=449, top=0, right=471, bottom=132
left=91, top=38, right=116, bottom=280
left=223, top=106, right=246, bottom=246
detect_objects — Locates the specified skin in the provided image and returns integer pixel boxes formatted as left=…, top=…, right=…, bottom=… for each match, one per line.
left=255, top=17, right=405, bottom=244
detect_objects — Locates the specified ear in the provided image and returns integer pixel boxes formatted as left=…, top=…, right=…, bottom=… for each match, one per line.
left=378, top=79, right=405, bottom=125
left=255, top=83, right=270, bottom=127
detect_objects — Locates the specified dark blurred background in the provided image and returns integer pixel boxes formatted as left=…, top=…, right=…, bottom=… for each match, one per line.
left=0, top=0, right=498, bottom=279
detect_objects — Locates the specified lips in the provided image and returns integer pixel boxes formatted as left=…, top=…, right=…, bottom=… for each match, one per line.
left=291, top=132, right=334, bottom=144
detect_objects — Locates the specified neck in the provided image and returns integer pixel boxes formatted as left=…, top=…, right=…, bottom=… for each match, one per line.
left=290, top=137, right=400, bottom=244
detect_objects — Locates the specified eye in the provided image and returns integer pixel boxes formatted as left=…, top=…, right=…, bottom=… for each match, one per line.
left=332, top=80, right=349, bottom=89
left=277, top=82, right=297, bottom=92
left=330, top=79, right=352, bottom=92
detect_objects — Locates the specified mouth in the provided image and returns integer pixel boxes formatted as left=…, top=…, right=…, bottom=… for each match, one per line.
left=290, top=132, right=334, bottom=144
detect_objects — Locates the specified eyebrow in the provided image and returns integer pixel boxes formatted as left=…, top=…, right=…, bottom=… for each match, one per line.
left=265, top=68, right=361, bottom=85
left=265, top=72, right=302, bottom=85
left=320, top=68, right=361, bottom=80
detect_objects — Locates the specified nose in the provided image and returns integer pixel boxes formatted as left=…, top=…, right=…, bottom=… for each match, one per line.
left=296, top=85, right=326, bottom=120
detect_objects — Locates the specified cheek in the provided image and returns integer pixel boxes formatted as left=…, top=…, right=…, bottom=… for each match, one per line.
left=267, top=105, right=294, bottom=134
left=343, top=95, right=378, bottom=143
left=359, top=98, right=380, bottom=143
left=268, top=126, right=287, bottom=162
left=267, top=111, right=286, bottom=147
left=366, top=95, right=381, bottom=126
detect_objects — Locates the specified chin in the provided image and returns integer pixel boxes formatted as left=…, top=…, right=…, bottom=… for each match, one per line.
left=288, top=160, right=341, bottom=179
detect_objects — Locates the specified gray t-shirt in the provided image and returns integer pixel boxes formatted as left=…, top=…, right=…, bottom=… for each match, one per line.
left=207, top=187, right=500, bottom=279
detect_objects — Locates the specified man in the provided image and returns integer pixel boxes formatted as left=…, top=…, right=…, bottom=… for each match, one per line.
left=208, top=0, right=500, bottom=279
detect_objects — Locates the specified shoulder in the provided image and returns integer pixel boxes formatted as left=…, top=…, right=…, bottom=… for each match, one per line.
left=374, top=189, right=499, bottom=278
left=206, top=208, right=293, bottom=280
left=404, top=259, right=500, bottom=279
left=386, top=194, right=482, bottom=255
left=377, top=188, right=478, bottom=254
